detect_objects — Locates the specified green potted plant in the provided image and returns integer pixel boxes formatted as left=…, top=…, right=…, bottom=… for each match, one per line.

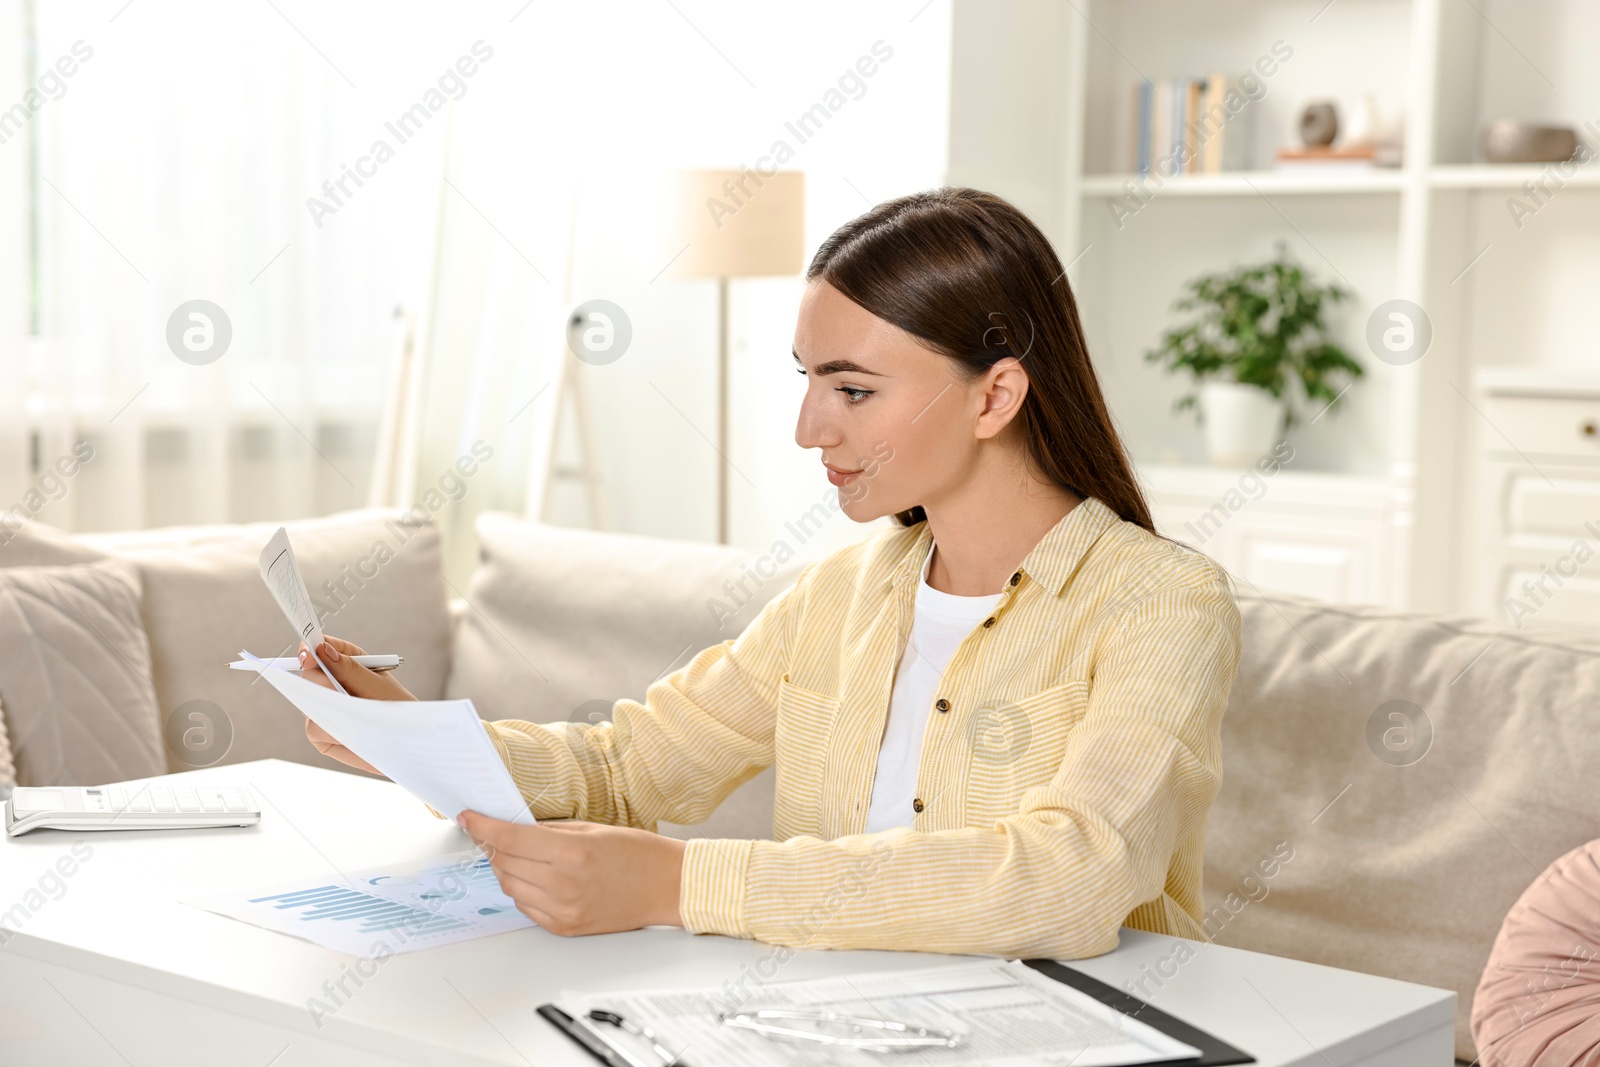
left=1144, top=240, right=1364, bottom=465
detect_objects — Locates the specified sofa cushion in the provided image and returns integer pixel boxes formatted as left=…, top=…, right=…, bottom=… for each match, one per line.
left=0, top=559, right=166, bottom=787
left=446, top=512, right=807, bottom=840
left=77, top=510, right=453, bottom=774
left=1203, top=589, right=1600, bottom=1063
left=0, top=517, right=109, bottom=569
left=1471, top=837, right=1600, bottom=1065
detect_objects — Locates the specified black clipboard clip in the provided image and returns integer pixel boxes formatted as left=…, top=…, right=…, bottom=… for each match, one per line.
left=1022, top=958, right=1256, bottom=1065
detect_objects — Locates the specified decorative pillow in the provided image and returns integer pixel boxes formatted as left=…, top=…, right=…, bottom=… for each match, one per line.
left=1471, top=838, right=1600, bottom=1065
left=0, top=559, right=166, bottom=787
left=0, top=516, right=108, bottom=569
left=446, top=511, right=808, bottom=839
left=0, top=697, right=15, bottom=789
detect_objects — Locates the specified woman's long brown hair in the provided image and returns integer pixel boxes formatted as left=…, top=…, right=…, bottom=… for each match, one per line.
left=805, top=186, right=1155, bottom=532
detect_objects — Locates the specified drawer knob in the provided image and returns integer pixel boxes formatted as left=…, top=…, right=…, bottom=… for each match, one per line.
left=1583, top=420, right=1598, bottom=439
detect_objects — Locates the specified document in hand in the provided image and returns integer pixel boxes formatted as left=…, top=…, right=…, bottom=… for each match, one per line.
left=258, top=525, right=345, bottom=694
left=237, top=651, right=535, bottom=825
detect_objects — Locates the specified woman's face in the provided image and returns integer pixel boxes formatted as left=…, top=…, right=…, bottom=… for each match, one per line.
left=792, top=279, right=1018, bottom=523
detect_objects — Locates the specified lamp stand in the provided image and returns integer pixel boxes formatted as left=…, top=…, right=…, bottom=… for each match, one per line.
left=716, top=274, right=730, bottom=545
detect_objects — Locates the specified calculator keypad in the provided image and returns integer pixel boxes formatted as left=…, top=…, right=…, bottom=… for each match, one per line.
left=19, top=786, right=258, bottom=818
left=7, top=783, right=259, bottom=837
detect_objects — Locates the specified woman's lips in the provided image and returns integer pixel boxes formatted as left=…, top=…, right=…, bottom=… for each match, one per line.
left=823, top=461, right=862, bottom=486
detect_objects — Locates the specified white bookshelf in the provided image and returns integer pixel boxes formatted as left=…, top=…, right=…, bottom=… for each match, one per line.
left=947, top=0, right=1600, bottom=612
left=1430, top=164, right=1600, bottom=190
left=1077, top=170, right=1408, bottom=197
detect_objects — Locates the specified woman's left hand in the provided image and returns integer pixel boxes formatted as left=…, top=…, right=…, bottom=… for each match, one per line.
left=458, top=813, right=686, bottom=936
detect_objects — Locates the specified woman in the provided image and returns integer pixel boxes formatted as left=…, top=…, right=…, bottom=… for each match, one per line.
left=303, top=187, right=1242, bottom=960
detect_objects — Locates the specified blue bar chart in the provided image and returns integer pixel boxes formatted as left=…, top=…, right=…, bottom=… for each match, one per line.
left=249, top=885, right=473, bottom=937
left=188, top=849, right=534, bottom=955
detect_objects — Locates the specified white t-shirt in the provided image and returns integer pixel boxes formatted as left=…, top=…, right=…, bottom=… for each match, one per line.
left=863, top=543, right=1004, bottom=834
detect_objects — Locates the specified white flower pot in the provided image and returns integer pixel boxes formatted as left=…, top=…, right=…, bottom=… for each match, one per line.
left=1200, top=381, right=1283, bottom=467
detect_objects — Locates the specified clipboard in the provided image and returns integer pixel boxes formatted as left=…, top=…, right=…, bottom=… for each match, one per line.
left=542, top=959, right=1250, bottom=1066
left=1022, top=958, right=1256, bottom=1066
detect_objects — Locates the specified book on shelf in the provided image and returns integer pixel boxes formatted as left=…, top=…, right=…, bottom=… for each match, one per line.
left=1200, top=75, right=1225, bottom=173
left=1184, top=78, right=1201, bottom=174
left=1129, top=71, right=1255, bottom=179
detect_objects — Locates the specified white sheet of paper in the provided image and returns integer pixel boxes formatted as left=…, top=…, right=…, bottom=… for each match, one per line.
left=237, top=651, right=534, bottom=824
left=257, top=526, right=345, bottom=694
left=187, top=848, right=534, bottom=956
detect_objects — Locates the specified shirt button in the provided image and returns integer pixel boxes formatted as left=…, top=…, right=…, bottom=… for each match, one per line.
left=1010, top=572, right=1021, bottom=586
left=912, top=798, right=924, bottom=813
left=935, top=698, right=950, bottom=713
left=982, top=616, right=995, bottom=628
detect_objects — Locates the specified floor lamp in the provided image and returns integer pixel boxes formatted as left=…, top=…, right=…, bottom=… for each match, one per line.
left=663, top=170, right=805, bottom=544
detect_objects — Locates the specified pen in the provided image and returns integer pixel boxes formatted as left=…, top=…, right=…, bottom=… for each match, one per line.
left=537, top=1004, right=636, bottom=1067
left=226, top=655, right=404, bottom=673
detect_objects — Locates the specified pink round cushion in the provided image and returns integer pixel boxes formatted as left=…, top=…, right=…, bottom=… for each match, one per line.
left=1473, top=838, right=1600, bottom=1066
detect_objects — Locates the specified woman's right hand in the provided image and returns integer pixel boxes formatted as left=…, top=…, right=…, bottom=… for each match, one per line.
left=300, top=635, right=417, bottom=776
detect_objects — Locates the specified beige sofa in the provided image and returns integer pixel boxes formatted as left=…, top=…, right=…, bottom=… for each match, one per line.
left=4, top=507, right=1597, bottom=1063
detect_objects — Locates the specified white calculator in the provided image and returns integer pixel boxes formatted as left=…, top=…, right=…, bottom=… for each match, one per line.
left=4, top=782, right=262, bottom=836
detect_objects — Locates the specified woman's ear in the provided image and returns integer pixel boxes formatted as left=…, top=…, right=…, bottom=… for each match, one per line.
left=975, top=357, right=1029, bottom=440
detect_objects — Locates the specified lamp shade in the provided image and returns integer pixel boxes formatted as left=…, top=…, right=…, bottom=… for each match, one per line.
left=661, top=169, right=806, bottom=279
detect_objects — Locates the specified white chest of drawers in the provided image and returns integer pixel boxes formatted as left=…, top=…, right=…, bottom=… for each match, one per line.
left=1140, top=460, right=1401, bottom=607
left=1472, top=368, right=1600, bottom=630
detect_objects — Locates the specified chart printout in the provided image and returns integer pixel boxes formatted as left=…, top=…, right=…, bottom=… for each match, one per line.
left=187, top=849, right=534, bottom=955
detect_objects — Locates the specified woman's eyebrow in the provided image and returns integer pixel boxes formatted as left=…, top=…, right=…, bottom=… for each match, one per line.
left=792, top=348, right=888, bottom=376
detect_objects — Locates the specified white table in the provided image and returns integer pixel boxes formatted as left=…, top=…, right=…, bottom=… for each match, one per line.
left=0, top=760, right=1455, bottom=1066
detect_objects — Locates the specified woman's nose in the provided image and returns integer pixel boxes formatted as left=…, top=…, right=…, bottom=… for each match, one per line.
left=794, top=395, right=837, bottom=451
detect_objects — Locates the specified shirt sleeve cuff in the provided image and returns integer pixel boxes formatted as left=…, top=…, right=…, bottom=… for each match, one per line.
left=679, top=837, right=755, bottom=937
left=481, top=718, right=513, bottom=767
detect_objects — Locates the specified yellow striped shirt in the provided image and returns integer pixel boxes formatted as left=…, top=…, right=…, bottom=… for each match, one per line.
left=482, top=495, right=1241, bottom=958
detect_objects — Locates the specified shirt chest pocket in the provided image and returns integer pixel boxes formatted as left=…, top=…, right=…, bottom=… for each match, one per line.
left=771, top=676, right=841, bottom=841
left=963, top=678, right=1090, bottom=826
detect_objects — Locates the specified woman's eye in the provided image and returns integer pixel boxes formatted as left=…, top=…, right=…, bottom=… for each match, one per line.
left=794, top=368, right=870, bottom=404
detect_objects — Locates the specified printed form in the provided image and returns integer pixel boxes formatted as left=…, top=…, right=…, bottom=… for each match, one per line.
left=560, top=958, right=1202, bottom=1066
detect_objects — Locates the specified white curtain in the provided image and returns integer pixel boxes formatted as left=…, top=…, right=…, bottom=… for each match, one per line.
left=6, top=1, right=502, bottom=533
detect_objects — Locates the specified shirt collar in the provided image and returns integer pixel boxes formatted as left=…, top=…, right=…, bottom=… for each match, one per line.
left=884, top=496, right=1122, bottom=597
